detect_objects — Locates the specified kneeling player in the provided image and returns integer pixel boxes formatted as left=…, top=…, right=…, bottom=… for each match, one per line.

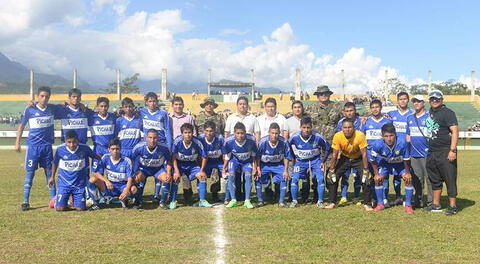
left=171, top=123, right=212, bottom=209
left=288, top=116, right=330, bottom=208
left=256, top=123, right=292, bottom=207
left=369, top=123, right=414, bottom=214
left=50, top=131, right=99, bottom=211
left=89, top=138, right=137, bottom=209
left=131, top=129, right=172, bottom=209
left=222, top=122, right=258, bottom=209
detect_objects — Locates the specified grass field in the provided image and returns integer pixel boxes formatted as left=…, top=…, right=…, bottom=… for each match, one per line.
left=0, top=150, right=478, bottom=264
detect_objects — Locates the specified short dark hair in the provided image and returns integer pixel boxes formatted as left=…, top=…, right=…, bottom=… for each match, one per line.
left=237, top=96, right=249, bottom=105
left=370, top=99, right=382, bottom=108
left=96, top=97, right=109, bottom=106
left=343, top=102, right=356, bottom=110
left=397, top=92, right=409, bottom=99
left=121, top=97, right=134, bottom=106
left=342, top=118, right=355, bottom=126
left=291, top=100, right=303, bottom=109
left=145, top=92, right=158, bottom=102
left=264, top=97, right=277, bottom=107
left=65, top=130, right=78, bottom=140
left=204, top=120, right=216, bottom=131
left=381, top=123, right=396, bottom=135
left=37, top=86, right=51, bottom=96
left=233, top=122, right=246, bottom=132
left=68, top=88, right=82, bottom=97
left=300, top=116, right=312, bottom=126
left=180, top=123, right=194, bottom=133
left=146, top=129, right=158, bottom=136
left=269, top=122, right=280, bottom=131
left=172, top=96, right=184, bottom=104
left=108, top=137, right=121, bottom=148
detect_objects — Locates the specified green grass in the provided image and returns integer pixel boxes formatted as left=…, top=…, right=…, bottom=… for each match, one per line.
left=0, top=150, right=478, bottom=263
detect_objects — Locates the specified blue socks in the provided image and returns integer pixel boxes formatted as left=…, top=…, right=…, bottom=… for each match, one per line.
left=244, top=174, right=252, bottom=200
left=224, top=178, right=231, bottom=201
left=45, top=169, right=56, bottom=199
left=170, top=182, right=179, bottom=202
left=375, top=186, right=385, bottom=205
left=228, top=174, right=236, bottom=200
left=277, top=181, right=287, bottom=203
left=23, top=170, right=35, bottom=203
left=255, top=181, right=263, bottom=202
left=316, top=174, right=325, bottom=202
left=291, top=179, right=299, bottom=201
left=394, top=175, right=402, bottom=197
left=86, top=182, right=99, bottom=205
left=198, top=180, right=207, bottom=200
left=160, top=183, right=169, bottom=202
left=154, top=178, right=161, bottom=199
left=405, top=185, right=414, bottom=206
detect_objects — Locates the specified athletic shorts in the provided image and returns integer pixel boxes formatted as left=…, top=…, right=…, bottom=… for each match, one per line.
left=227, top=159, right=253, bottom=177
left=25, top=145, right=53, bottom=170
left=205, top=162, right=224, bottom=178
left=121, top=148, right=134, bottom=160
left=293, top=158, right=323, bottom=181
left=179, top=165, right=201, bottom=181
left=378, top=162, right=406, bottom=177
left=104, top=181, right=128, bottom=197
left=56, top=185, right=86, bottom=209
left=92, top=144, right=109, bottom=173
left=139, top=166, right=167, bottom=178
left=258, top=164, right=286, bottom=184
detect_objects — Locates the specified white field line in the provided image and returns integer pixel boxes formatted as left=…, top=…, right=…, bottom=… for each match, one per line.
left=213, top=205, right=227, bottom=264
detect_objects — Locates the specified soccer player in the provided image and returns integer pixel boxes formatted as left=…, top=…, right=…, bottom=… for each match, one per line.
left=89, top=138, right=137, bottom=209
left=256, top=123, right=292, bottom=207
left=288, top=116, right=331, bottom=208
left=139, top=92, right=172, bottom=202
left=222, top=122, right=258, bottom=209
left=336, top=102, right=363, bottom=205
left=15, top=86, right=58, bottom=211
left=131, top=129, right=172, bottom=209
left=198, top=121, right=225, bottom=203
left=171, top=123, right=212, bottom=209
left=328, top=118, right=372, bottom=211
left=369, top=123, right=414, bottom=214
left=56, top=88, right=93, bottom=144
left=89, top=97, right=116, bottom=173
left=49, top=131, right=99, bottom=211
left=114, top=97, right=143, bottom=160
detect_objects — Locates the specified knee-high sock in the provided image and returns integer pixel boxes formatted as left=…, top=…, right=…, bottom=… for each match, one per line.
left=154, top=178, right=161, bottom=198
left=291, top=179, right=299, bottom=201
left=224, top=178, right=231, bottom=201
left=244, top=174, right=252, bottom=200
left=375, top=186, right=385, bottom=205
left=160, top=182, right=169, bottom=202
left=341, top=172, right=349, bottom=198
left=393, top=175, right=402, bottom=197
left=278, top=181, right=287, bottom=203
left=23, top=170, right=35, bottom=203
left=316, top=175, right=325, bottom=202
left=353, top=176, right=361, bottom=198
left=170, top=182, right=179, bottom=202
left=228, top=174, right=236, bottom=201
left=198, top=180, right=207, bottom=201
left=86, top=182, right=99, bottom=205
left=45, top=169, right=56, bottom=199
left=405, top=185, right=414, bottom=206
left=255, top=181, right=263, bottom=202
left=383, top=176, right=390, bottom=199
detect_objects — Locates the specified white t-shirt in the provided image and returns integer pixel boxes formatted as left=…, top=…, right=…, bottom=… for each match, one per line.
left=225, top=112, right=260, bottom=135
left=286, top=116, right=301, bottom=136
left=257, top=113, right=287, bottom=138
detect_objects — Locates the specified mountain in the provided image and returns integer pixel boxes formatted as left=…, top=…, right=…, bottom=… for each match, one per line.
left=0, top=52, right=92, bottom=94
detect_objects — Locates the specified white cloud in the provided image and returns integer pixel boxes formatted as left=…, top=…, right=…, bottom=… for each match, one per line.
left=92, top=0, right=128, bottom=16
left=220, top=28, right=250, bottom=36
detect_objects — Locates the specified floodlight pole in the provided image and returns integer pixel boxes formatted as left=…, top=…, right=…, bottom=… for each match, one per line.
left=73, top=69, right=77, bottom=89
left=341, top=69, right=346, bottom=101
left=295, top=69, right=301, bottom=100
left=428, top=70, right=432, bottom=94
left=251, top=69, right=255, bottom=102
left=384, top=69, right=389, bottom=101
left=161, top=68, right=167, bottom=100
left=471, top=70, right=476, bottom=102
left=116, top=69, right=121, bottom=100
left=208, top=69, right=212, bottom=96
left=30, top=70, right=35, bottom=101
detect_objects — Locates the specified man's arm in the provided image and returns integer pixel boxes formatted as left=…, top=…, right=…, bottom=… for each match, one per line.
left=329, top=149, right=339, bottom=170
left=283, top=158, right=290, bottom=180
left=402, top=159, right=412, bottom=185
left=200, top=157, right=207, bottom=172
left=120, top=177, right=133, bottom=200
left=448, top=125, right=459, bottom=161
left=172, top=153, right=181, bottom=182
left=15, top=124, right=25, bottom=152
left=94, top=172, right=113, bottom=190
left=49, top=162, right=58, bottom=186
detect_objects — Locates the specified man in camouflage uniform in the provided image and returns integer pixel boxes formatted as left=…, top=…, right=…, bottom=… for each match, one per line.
left=304, top=85, right=343, bottom=202
left=196, top=97, right=225, bottom=202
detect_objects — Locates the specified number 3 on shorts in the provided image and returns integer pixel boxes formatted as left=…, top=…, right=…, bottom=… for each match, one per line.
left=27, top=160, right=33, bottom=168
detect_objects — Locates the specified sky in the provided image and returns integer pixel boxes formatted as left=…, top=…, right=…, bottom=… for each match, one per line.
left=0, top=0, right=479, bottom=93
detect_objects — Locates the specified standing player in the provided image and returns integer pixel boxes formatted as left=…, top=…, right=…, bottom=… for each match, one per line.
left=198, top=121, right=225, bottom=203
left=170, top=123, right=212, bottom=209
left=89, top=138, right=137, bottom=209
left=49, top=131, right=99, bottom=211
left=256, top=123, right=292, bottom=207
left=56, top=88, right=93, bottom=144
left=115, top=97, right=143, bottom=160
left=131, top=129, right=172, bottom=209
left=15, top=86, right=58, bottom=211
left=289, top=116, right=331, bottom=208
left=222, top=122, right=258, bottom=209
left=89, top=97, right=116, bottom=174
left=369, top=123, right=414, bottom=214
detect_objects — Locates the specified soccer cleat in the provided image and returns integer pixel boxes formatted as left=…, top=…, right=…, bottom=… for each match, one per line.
left=133, top=203, right=143, bottom=210
left=158, top=202, right=168, bottom=210
left=120, top=199, right=128, bottom=209
left=325, top=203, right=335, bottom=209
left=289, top=200, right=299, bottom=208
left=278, top=202, right=287, bottom=208
left=243, top=200, right=254, bottom=209
left=444, top=206, right=458, bottom=216
left=48, top=197, right=56, bottom=209
left=89, top=204, right=101, bottom=211
left=392, top=197, right=403, bottom=206
left=316, top=201, right=326, bottom=209
left=363, top=204, right=374, bottom=212
left=352, top=198, right=362, bottom=206
left=405, top=205, right=414, bottom=215
left=373, top=204, right=385, bottom=212
left=85, top=198, right=94, bottom=208
left=169, top=201, right=178, bottom=210
left=226, top=200, right=239, bottom=208
left=338, top=197, right=348, bottom=206
left=99, top=197, right=106, bottom=204
left=255, top=201, right=265, bottom=208
left=423, top=204, right=442, bottom=212
left=384, top=200, right=391, bottom=208
left=199, top=200, right=213, bottom=208
left=223, top=200, right=230, bottom=206
left=21, top=203, right=30, bottom=211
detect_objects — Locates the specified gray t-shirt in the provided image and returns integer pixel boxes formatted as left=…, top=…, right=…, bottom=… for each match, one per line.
left=286, top=116, right=301, bottom=135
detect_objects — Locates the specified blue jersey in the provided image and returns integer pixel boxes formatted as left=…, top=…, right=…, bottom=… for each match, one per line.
left=336, top=115, right=363, bottom=132
left=172, top=136, right=206, bottom=167
left=96, top=154, right=134, bottom=183
left=132, top=141, right=171, bottom=171
left=368, top=138, right=410, bottom=166
left=288, top=131, right=330, bottom=162
left=115, top=115, right=143, bottom=151
left=54, top=144, right=96, bottom=188
left=361, top=116, right=392, bottom=147
left=139, top=108, right=172, bottom=148
left=89, top=112, right=116, bottom=148
left=21, top=104, right=57, bottom=146
left=222, top=134, right=258, bottom=164
left=388, top=108, right=413, bottom=140
left=198, top=133, right=224, bottom=165
left=57, top=105, right=93, bottom=144
left=257, top=135, right=292, bottom=166
left=406, top=112, right=430, bottom=158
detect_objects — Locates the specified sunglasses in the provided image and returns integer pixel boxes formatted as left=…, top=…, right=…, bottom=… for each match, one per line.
left=429, top=97, right=442, bottom=102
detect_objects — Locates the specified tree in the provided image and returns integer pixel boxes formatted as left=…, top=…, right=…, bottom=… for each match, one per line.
left=104, top=73, right=140, bottom=94
left=388, top=78, right=409, bottom=94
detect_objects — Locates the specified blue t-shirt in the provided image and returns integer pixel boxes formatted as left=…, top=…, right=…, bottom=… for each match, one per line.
left=198, top=133, right=224, bottom=165
left=89, top=112, right=116, bottom=148
left=406, top=112, right=430, bottom=158
left=388, top=108, right=413, bottom=141
left=57, top=105, right=93, bottom=144
left=257, top=135, right=292, bottom=166
left=336, top=115, right=363, bottom=132
left=172, top=136, right=206, bottom=167
left=54, top=144, right=96, bottom=188
left=115, top=115, right=143, bottom=150
left=288, top=131, right=330, bottom=162
left=132, top=141, right=171, bottom=170
left=222, top=134, right=258, bottom=163
left=139, top=108, right=172, bottom=148
left=368, top=138, right=410, bottom=166
left=96, top=154, right=134, bottom=183
left=21, top=104, right=58, bottom=146
left=361, top=116, right=393, bottom=147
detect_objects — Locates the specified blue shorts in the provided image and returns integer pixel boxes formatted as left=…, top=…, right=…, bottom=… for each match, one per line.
left=179, top=165, right=201, bottom=181
left=227, top=159, right=253, bottom=177
left=293, top=159, right=323, bottom=182
left=25, top=145, right=53, bottom=170
left=139, top=166, right=167, bottom=178
left=378, top=163, right=407, bottom=177
left=104, top=181, right=128, bottom=197
left=121, top=148, right=134, bottom=160
left=205, top=162, right=223, bottom=178
left=259, top=164, right=285, bottom=184
left=56, top=185, right=86, bottom=209
left=92, top=145, right=109, bottom=172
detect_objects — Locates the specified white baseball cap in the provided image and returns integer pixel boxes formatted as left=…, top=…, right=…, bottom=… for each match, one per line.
left=412, top=95, right=425, bottom=101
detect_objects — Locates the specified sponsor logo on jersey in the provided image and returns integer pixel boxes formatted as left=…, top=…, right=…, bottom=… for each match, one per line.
left=261, top=154, right=284, bottom=163
left=61, top=118, right=88, bottom=129
left=178, top=153, right=198, bottom=162
left=29, top=116, right=54, bottom=129
left=59, top=159, right=86, bottom=172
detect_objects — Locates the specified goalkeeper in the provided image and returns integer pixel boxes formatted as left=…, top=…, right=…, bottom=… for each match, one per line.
left=326, top=118, right=373, bottom=211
